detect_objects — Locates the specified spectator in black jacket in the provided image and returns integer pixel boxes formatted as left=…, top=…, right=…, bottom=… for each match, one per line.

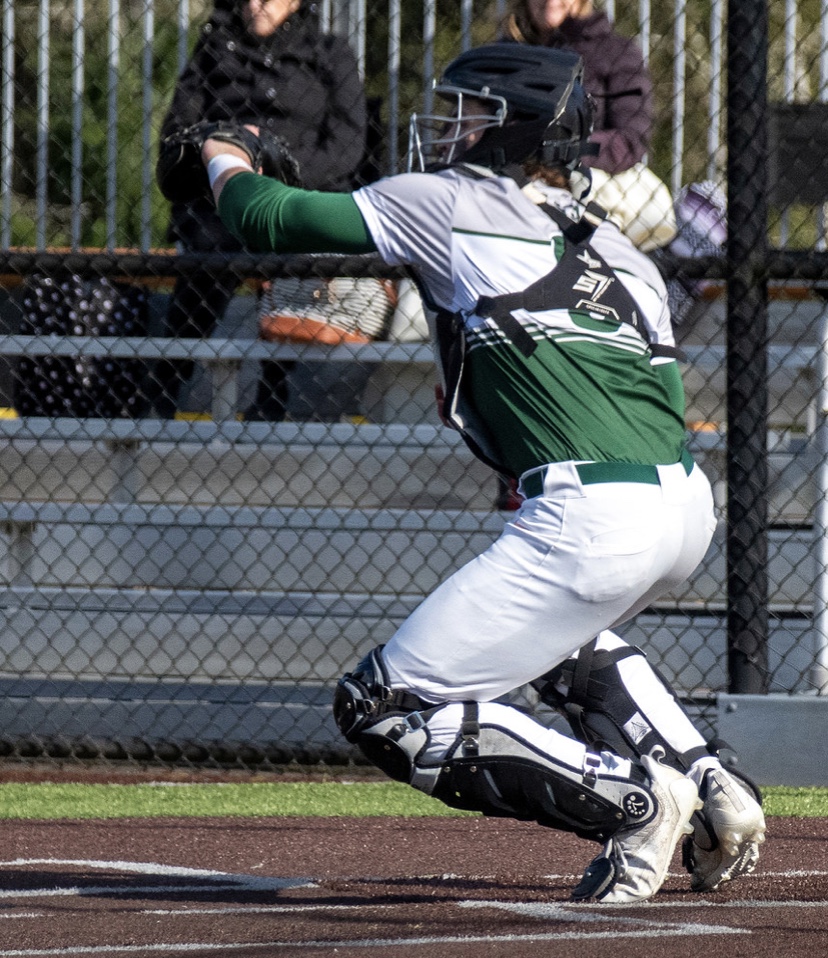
left=155, top=0, right=367, bottom=419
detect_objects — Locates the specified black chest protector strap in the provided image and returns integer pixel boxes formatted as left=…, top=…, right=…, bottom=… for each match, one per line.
left=476, top=201, right=684, bottom=361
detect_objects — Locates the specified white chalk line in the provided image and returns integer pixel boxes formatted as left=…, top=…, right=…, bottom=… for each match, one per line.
left=2, top=859, right=828, bottom=954
left=0, top=880, right=754, bottom=955
left=0, top=926, right=752, bottom=957
left=458, top=899, right=745, bottom=936
left=141, top=903, right=384, bottom=916
left=0, top=859, right=314, bottom=899
left=586, top=896, right=828, bottom=909
left=0, top=883, right=288, bottom=900
left=3, top=897, right=822, bottom=921
left=2, top=858, right=826, bottom=904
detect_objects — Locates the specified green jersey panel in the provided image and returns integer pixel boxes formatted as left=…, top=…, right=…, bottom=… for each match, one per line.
left=465, top=325, right=686, bottom=473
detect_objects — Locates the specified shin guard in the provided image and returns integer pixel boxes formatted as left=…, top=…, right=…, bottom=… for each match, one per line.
left=532, top=639, right=709, bottom=771
left=429, top=711, right=657, bottom=843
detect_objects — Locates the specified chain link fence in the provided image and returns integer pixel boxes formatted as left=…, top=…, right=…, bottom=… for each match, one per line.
left=0, top=0, right=826, bottom=770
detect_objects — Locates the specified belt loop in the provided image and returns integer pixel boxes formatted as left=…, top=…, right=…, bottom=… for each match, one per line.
left=520, top=468, right=546, bottom=500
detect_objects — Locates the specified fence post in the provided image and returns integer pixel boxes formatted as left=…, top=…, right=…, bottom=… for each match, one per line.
left=812, top=312, right=828, bottom=693
left=725, top=0, right=770, bottom=693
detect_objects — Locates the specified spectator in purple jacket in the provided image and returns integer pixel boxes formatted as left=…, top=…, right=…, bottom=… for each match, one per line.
left=503, top=0, right=653, bottom=174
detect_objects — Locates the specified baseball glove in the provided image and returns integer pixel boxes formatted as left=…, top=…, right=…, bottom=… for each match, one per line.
left=156, top=119, right=303, bottom=203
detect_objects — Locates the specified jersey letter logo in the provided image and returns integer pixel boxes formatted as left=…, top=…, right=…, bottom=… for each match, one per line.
left=573, top=268, right=613, bottom=300
left=577, top=249, right=602, bottom=269
left=571, top=249, right=619, bottom=321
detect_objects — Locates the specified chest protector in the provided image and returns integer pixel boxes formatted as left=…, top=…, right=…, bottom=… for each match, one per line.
left=429, top=191, right=681, bottom=477
left=476, top=200, right=682, bottom=361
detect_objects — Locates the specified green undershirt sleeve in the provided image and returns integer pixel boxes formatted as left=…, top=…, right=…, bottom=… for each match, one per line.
left=217, top=172, right=377, bottom=255
left=654, top=359, right=686, bottom=422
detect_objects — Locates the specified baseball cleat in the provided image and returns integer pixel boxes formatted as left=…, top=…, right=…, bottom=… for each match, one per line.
left=571, top=747, right=702, bottom=904
left=682, top=766, right=766, bottom=892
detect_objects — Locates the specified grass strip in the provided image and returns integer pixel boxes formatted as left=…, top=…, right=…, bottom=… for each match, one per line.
left=0, top=781, right=825, bottom=820
left=0, top=781, right=476, bottom=820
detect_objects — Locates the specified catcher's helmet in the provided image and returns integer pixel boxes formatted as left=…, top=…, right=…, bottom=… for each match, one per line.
left=408, top=43, right=596, bottom=173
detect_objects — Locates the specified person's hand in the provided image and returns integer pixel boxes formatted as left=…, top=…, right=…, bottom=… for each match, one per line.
left=202, top=124, right=303, bottom=199
left=201, top=137, right=255, bottom=167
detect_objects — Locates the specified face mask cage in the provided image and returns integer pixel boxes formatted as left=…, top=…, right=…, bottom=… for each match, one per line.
left=406, top=85, right=508, bottom=171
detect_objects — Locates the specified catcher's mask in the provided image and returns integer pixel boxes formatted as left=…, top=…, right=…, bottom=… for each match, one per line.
left=407, top=44, right=597, bottom=174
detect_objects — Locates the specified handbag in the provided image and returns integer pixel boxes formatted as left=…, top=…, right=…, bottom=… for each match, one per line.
left=665, top=180, right=727, bottom=324
left=258, top=276, right=397, bottom=345
left=588, top=162, right=678, bottom=252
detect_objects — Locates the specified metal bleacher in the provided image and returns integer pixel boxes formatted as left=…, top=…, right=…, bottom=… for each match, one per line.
left=0, top=318, right=503, bottom=755
left=0, top=284, right=826, bottom=758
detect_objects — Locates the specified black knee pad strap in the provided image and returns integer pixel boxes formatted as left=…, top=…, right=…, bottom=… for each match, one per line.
left=533, top=641, right=704, bottom=770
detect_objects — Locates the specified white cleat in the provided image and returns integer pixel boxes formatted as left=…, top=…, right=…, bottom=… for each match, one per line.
left=572, top=748, right=702, bottom=904
left=683, top=766, right=766, bottom=892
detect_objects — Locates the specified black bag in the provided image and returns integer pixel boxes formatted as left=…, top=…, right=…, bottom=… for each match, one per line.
left=14, top=272, right=149, bottom=418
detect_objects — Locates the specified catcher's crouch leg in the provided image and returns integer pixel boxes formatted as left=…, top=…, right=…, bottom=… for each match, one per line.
left=333, top=645, right=701, bottom=904
left=532, top=630, right=766, bottom=893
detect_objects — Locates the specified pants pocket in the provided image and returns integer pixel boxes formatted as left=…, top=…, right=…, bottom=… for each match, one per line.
left=571, top=521, right=662, bottom=602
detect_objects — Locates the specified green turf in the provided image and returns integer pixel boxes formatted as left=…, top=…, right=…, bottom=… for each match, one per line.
left=0, top=781, right=477, bottom=820
left=763, top=786, right=828, bottom=817
left=0, top=781, right=824, bottom=820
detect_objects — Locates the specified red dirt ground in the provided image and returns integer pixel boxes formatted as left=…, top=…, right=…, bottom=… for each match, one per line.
left=1, top=814, right=826, bottom=957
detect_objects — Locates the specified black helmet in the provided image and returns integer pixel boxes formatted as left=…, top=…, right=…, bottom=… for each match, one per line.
left=408, top=43, right=596, bottom=173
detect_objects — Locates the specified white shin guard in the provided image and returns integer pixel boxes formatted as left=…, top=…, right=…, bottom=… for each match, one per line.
left=359, top=701, right=658, bottom=843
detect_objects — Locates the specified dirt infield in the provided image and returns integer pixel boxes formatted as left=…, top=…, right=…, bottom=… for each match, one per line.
left=1, top=814, right=827, bottom=957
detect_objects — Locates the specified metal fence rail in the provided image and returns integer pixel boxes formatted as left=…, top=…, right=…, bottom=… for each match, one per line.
left=0, top=283, right=824, bottom=765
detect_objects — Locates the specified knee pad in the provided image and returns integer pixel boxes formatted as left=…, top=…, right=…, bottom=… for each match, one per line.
left=357, top=711, right=437, bottom=785
left=532, top=641, right=707, bottom=770
left=431, top=720, right=657, bottom=843
left=333, top=646, right=439, bottom=783
left=333, top=645, right=424, bottom=741
left=337, top=664, right=658, bottom=843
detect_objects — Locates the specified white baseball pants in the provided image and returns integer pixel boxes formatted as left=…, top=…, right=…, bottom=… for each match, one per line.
left=382, top=457, right=716, bottom=705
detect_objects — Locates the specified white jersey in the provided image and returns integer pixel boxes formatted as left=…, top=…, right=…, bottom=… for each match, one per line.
left=354, top=167, right=685, bottom=473
left=354, top=168, right=673, bottom=341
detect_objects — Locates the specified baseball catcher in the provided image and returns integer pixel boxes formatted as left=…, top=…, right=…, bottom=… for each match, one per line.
left=156, top=119, right=303, bottom=203
left=198, top=44, right=765, bottom=905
